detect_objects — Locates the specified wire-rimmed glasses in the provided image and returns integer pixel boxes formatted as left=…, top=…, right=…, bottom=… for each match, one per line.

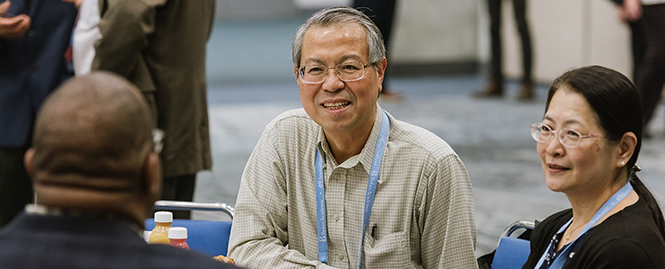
left=297, top=61, right=373, bottom=84
left=530, top=122, right=602, bottom=148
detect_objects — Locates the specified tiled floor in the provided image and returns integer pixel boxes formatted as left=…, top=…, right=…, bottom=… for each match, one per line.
left=194, top=18, right=665, bottom=256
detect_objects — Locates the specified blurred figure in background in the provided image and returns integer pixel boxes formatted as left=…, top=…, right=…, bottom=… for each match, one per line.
left=475, top=0, right=534, bottom=101
left=609, top=0, right=646, bottom=83
left=353, top=0, right=403, bottom=102
left=0, top=0, right=77, bottom=227
left=0, top=72, right=238, bottom=269
left=612, top=0, right=665, bottom=137
left=79, top=0, right=216, bottom=218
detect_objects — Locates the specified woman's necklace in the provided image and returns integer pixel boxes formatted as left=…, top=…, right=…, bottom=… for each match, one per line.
left=564, top=220, right=588, bottom=244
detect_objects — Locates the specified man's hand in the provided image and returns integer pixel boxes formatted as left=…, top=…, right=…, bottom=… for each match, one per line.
left=0, top=1, right=31, bottom=39
left=61, top=0, right=83, bottom=9
left=616, top=0, right=643, bottom=23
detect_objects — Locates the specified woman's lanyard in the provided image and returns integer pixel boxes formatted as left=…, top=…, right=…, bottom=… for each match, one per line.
left=535, top=182, right=634, bottom=269
left=316, top=110, right=390, bottom=268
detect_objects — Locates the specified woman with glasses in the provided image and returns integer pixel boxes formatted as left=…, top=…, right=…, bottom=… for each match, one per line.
left=522, top=65, right=665, bottom=268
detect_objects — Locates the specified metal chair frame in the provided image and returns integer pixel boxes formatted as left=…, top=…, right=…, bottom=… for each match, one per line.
left=153, top=200, right=235, bottom=220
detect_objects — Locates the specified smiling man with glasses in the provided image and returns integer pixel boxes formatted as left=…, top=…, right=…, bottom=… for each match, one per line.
left=228, top=6, right=478, bottom=269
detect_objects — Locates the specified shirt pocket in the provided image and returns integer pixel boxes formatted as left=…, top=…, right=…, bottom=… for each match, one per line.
left=363, top=230, right=415, bottom=268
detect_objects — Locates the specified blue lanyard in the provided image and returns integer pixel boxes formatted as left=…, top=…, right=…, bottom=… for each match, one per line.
left=535, top=182, right=634, bottom=269
left=316, top=110, right=390, bottom=268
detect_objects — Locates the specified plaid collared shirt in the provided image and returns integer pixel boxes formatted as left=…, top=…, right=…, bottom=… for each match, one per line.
left=229, top=105, right=478, bottom=269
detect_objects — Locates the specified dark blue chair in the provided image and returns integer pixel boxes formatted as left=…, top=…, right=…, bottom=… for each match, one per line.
left=146, top=201, right=234, bottom=257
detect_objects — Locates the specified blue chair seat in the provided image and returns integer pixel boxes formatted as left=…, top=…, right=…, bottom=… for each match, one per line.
left=491, top=236, right=531, bottom=269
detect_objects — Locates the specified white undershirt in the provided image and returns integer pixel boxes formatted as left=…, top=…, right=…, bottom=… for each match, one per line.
left=73, top=0, right=102, bottom=76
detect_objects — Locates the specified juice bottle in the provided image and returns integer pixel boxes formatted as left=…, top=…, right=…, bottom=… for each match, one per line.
left=149, top=211, right=172, bottom=244
left=168, top=227, right=190, bottom=250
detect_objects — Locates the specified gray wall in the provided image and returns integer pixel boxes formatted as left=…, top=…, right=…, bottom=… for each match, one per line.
left=497, top=0, right=631, bottom=81
left=390, top=0, right=480, bottom=75
left=215, top=0, right=299, bottom=20
left=392, top=0, right=478, bottom=64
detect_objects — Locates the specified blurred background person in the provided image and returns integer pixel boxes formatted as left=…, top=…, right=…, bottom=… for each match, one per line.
left=609, top=0, right=646, bottom=83
left=523, top=66, right=665, bottom=268
left=353, top=0, right=403, bottom=102
left=0, top=71, right=239, bottom=269
left=612, top=0, right=665, bottom=138
left=82, top=0, right=216, bottom=219
left=0, top=0, right=77, bottom=227
left=474, top=0, right=534, bottom=101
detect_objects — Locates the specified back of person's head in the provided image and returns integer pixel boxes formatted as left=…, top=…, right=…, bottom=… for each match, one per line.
left=25, top=71, right=161, bottom=227
left=292, top=6, right=385, bottom=68
left=546, top=65, right=665, bottom=238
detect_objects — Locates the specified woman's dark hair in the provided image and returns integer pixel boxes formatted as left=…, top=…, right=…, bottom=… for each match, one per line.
left=546, top=65, right=665, bottom=239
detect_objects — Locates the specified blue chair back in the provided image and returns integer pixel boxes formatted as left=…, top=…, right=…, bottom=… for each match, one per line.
left=491, top=236, right=530, bottom=269
left=145, top=218, right=233, bottom=257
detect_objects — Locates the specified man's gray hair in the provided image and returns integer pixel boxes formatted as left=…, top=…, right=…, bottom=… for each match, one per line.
left=292, top=6, right=386, bottom=68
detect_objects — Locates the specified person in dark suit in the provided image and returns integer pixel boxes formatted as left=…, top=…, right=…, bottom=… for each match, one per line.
left=611, top=0, right=665, bottom=137
left=609, top=0, right=646, bottom=83
left=353, top=0, right=403, bottom=102
left=474, top=0, right=534, bottom=101
left=0, top=72, right=239, bottom=269
left=0, top=0, right=77, bottom=227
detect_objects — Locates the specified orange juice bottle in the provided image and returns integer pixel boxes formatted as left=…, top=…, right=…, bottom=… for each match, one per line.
left=168, top=227, right=190, bottom=250
left=149, top=211, right=172, bottom=244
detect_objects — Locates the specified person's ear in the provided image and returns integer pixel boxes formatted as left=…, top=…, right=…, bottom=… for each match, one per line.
left=294, top=64, right=299, bottom=81
left=376, top=57, right=387, bottom=92
left=143, top=153, right=161, bottom=201
left=24, top=148, right=36, bottom=183
left=616, top=132, right=637, bottom=168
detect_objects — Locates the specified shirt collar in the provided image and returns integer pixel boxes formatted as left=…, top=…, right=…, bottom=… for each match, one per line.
left=316, top=104, right=389, bottom=176
left=25, top=204, right=144, bottom=236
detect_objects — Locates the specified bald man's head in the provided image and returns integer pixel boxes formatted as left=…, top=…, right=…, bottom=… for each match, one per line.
left=26, top=71, right=160, bottom=224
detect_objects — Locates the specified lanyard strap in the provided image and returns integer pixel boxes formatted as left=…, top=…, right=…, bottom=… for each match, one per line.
left=316, top=110, right=390, bottom=268
left=535, top=182, right=634, bottom=269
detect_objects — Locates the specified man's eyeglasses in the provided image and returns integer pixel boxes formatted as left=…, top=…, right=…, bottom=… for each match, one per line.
left=530, top=122, right=602, bottom=148
left=298, top=61, right=374, bottom=84
left=152, top=129, right=165, bottom=154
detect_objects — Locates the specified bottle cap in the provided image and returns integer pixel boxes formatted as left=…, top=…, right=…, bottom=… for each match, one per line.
left=154, top=211, right=173, bottom=223
left=143, top=230, right=151, bottom=242
left=168, top=227, right=188, bottom=239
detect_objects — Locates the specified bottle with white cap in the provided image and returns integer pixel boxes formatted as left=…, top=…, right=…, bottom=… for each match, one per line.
left=149, top=211, right=172, bottom=244
left=143, top=230, right=151, bottom=243
left=168, top=227, right=189, bottom=250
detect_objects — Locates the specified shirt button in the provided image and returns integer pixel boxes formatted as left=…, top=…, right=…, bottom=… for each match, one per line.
left=338, top=254, right=344, bottom=260
left=334, top=174, right=340, bottom=180
left=333, top=215, right=339, bottom=221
